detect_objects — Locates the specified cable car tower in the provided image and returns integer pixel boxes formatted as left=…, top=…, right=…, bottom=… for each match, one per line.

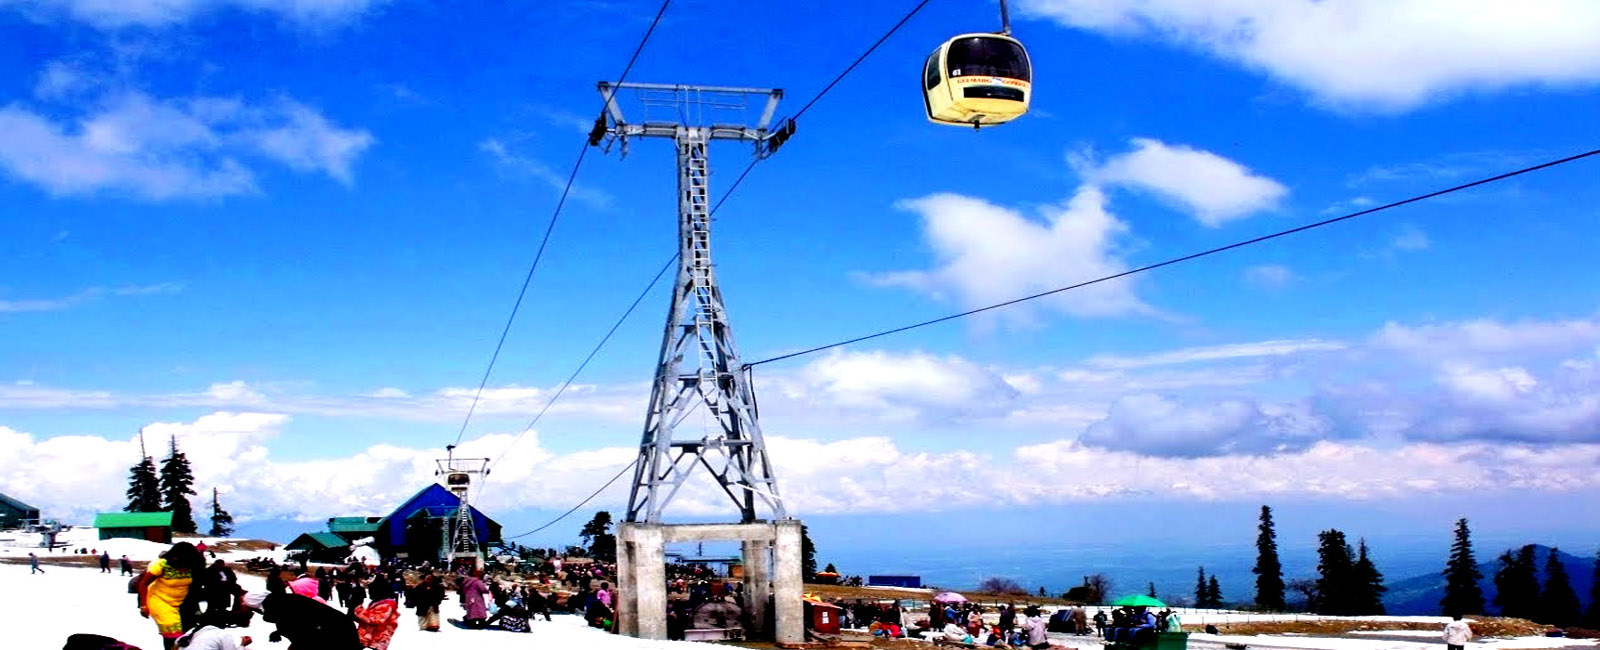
left=591, top=82, right=795, bottom=525
left=592, top=82, right=805, bottom=643
left=435, top=445, right=490, bottom=569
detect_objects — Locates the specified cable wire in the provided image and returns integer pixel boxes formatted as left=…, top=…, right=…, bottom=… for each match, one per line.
left=745, top=147, right=1600, bottom=368
left=791, top=0, right=935, bottom=121
left=450, top=0, right=673, bottom=448
left=505, top=458, right=638, bottom=539
left=486, top=254, right=676, bottom=470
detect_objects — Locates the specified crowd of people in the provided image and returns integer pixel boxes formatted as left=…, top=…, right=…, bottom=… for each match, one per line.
left=50, top=541, right=633, bottom=650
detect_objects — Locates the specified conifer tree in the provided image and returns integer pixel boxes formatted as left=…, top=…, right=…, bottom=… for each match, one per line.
left=208, top=487, right=234, bottom=537
left=1195, top=566, right=1209, bottom=606
left=125, top=456, right=162, bottom=512
left=800, top=524, right=818, bottom=581
left=1253, top=505, right=1286, bottom=611
left=1148, top=582, right=1157, bottom=598
left=159, top=435, right=198, bottom=534
left=1206, top=576, right=1223, bottom=608
left=1441, top=518, right=1486, bottom=617
left=1584, top=549, right=1600, bottom=628
left=1494, top=545, right=1541, bottom=620
left=1315, top=529, right=1356, bottom=615
left=1539, top=547, right=1581, bottom=627
left=1351, top=538, right=1387, bottom=614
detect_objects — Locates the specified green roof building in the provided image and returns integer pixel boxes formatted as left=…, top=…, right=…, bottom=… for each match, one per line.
left=326, top=516, right=384, bottom=543
left=94, top=512, right=174, bottom=544
left=285, top=531, right=353, bottom=564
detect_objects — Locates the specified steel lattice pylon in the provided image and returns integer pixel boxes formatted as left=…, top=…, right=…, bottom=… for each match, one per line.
left=436, top=447, right=489, bottom=568
left=592, top=82, right=795, bottom=524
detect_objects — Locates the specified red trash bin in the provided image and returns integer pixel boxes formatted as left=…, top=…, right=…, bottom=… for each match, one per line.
left=808, top=602, right=843, bottom=635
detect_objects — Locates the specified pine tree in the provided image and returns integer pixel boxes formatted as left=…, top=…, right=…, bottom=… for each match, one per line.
left=1539, top=547, right=1581, bottom=627
left=800, top=524, right=818, bottom=581
left=1441, top=518, right=1486, bottom=617
left=1148, top=582, right=1157, bottom=598
left=1351, top=538, right=1387, bottom=614
left=1196, top=566, right=1209, bottom=606
left=125, top=456, right=161, bottom=512
left=208, top=487, right=234, bottom=537
left=1494, top=545, right=1540, bottom=620
left=1584, top=549, right=1600, bottom=628
left=1253, top=505, right=1286, bottom=611
left=1206, top=576, right=1223, bottom=608
left=159, top=435, right=198, bottom=534
left=1315, top=529, right=1356, bottom=615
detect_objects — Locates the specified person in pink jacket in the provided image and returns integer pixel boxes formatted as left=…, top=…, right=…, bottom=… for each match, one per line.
left=460, top=569, right=491, bottom=629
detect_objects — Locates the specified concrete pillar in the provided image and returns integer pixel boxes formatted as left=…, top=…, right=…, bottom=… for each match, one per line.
left=772, top=520, right=804, bottom=643
left=741, top=538, right=772, bottom=638
left=618, top=524, right=668, bottom=639
left=616, top=524, right=637, bottom=637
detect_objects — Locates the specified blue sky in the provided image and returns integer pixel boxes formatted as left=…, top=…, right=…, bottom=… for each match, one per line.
left=2, top=0, right=1599, bottom=578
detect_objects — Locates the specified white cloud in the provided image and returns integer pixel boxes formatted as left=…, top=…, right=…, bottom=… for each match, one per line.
left=2, top=0, right=392, bottom=28
left=1373, top=317, right=1600, bottom=363
left=1243, top=264, right=1297, bottom=289
left=868, top=188, right=1154, bottom=322
left=1391, top=224, right=1430, bottom=252
left=1087, top=338, right=1343, bottom=369
left=1016, top=0, right=1600, bottom=111
left=0, top=282, right=180, bottom=313
left=0, top=90, right=371, bottom=200
left=479, top=138, right=612, bottom=209
left=788, top=350, right=1021, bottom=421
left=1082, top=138, right=1287, bottom=226
left=1079, top=393, right=1331, bottom=457
left=249, top=102, right=374, bottom=184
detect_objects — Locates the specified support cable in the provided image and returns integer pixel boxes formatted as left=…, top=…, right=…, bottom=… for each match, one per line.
left=450, top=0, right=673, bottom=448
left=487, top=254, right=676, bottom=470
left=743, top=147, right=1600, bottom=368
left=505, top=459, right=638, bottom=539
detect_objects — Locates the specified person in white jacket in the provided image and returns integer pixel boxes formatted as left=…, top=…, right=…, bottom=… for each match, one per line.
left=174, top=624, right=251, bottom=649
left=1443, top=614, right=1472, bottom=650
left=1024, top=607, right=1050, bottom=650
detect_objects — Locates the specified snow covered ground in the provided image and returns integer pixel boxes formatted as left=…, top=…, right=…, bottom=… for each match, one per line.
left=0, top=526, right=288, bottom=565
left=1, top=562, right=718, bottom=650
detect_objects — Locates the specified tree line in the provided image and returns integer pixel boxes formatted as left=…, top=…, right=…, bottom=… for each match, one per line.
left=1247, top=508, right=1599, bottom=626
left=124, top=434, right=233, bottom=536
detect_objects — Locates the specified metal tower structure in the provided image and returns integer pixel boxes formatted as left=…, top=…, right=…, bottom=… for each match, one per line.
left=592, top=82, right=797, bottom=524
left=435, top=445, right=490, bottom=568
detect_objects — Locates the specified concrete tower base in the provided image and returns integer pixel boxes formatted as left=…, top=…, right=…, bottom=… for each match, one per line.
left=617, top=520, right=803, bottom=643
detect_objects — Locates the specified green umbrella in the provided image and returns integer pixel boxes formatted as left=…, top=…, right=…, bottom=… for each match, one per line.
left=1110, top=594, right=1167, bottom=608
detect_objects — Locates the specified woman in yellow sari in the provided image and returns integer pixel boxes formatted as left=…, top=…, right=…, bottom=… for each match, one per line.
left=136, top=541, right=205, bottom=650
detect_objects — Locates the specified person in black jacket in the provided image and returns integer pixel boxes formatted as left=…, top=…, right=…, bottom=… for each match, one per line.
left=406, top=574, right=445, bottom=632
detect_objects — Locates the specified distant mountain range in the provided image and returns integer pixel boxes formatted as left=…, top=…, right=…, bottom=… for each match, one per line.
left=1384, top=544, right=1596, bottom=616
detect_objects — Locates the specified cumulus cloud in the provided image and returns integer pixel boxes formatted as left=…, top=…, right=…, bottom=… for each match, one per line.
left=1079, top=393, right=1331, bottom=457
left=1372, top=317, right=1600, bottom=363
left=1080, top=138, right=1287, bottom=226
left=0, top=90, right=372, bottom=200
left=1, top=0, right=392, bottom=28
left=786, top=350, right=1022, bottom=421
left=1016, top=0, right=1600, bottom=111
left=867, top=188, right=1154, bottom=321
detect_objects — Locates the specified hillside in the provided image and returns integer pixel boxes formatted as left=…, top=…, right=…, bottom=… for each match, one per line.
left=1385, top=544, right=1595, bottom=616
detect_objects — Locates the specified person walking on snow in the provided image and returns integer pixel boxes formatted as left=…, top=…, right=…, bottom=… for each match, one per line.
left=29, top=551, right=43, bottom=574
left=1443, top=614, right=1472, bottom=650
left=121, top=555, right=135, bottom=576
left=100, top=550, right=112, bottom=573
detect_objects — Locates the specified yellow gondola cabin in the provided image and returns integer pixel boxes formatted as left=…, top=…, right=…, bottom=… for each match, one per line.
left=923, top=33, right=1032, bottom=128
